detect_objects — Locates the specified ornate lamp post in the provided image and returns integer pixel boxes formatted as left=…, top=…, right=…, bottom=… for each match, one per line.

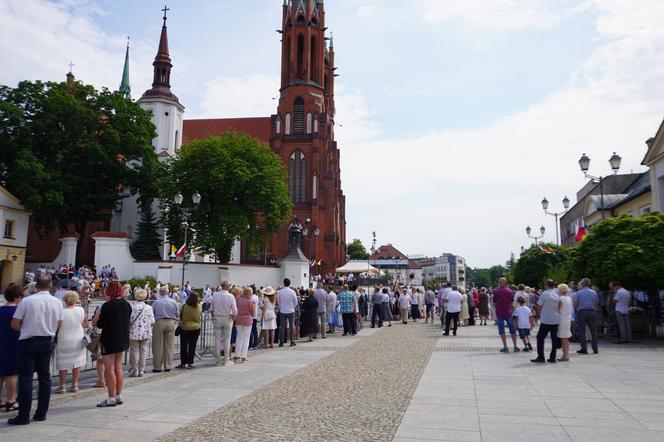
left=526, top=225, right=545, bottom=246
left=578, top=152, right=622, bottom=220
left=303, top=218, right=320, bottom=272
left=174, top=191, right=201, bottom=288
left=541, top=196, right=570, bottom=252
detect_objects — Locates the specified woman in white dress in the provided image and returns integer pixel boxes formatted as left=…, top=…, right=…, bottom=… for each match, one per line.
left=56, top=291, right=88, bottom=393
left=261, top=287, right=277, bottom=349
left=459, top=288, right=470, bottom=326
left=557, top=284, right=573, bottom=362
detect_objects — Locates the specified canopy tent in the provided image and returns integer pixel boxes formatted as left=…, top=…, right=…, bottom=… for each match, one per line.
left=335, top=261, right=380, bottom=274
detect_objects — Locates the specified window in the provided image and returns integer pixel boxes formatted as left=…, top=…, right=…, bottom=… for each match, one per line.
left=285, top=113, right=291, bottom=135
left=289, top=150, right=306, bottom=203
left=174, top=130, right=179, bottom=150
left=306, top=112, right=313, bottom=134
left=4, top=220, right=14, bottom=238
left=296, top=34, right=305, bottom=80
left=275, top=116, right=281, bottom=134
left=310, top=36, right=318, bottom=83
left=312, top=172, right=318, bottom=199
left=641, top=205, right=652, bottom=215
left=293, top=97, right=305, bottom=134
left=313, top=116, right=318, bottom=133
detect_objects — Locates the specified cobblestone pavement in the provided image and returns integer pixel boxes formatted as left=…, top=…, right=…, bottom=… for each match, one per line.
left=160, top=322, right=439, bottom=442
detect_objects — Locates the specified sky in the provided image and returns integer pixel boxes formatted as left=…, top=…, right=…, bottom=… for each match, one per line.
left=2, top=0, right=664, bottom=267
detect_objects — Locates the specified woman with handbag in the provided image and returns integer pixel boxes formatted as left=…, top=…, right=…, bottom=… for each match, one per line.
left=96, top=282, right=132, bottom=408
left=177, top=292, right=202, bottom=369
left=128, top=289, right=155, bottom=377
left=261, top=287, right=277, bottom=349
left=55, top=291, right=88, bottom=393
left=234, top=287, right=256, bottom=363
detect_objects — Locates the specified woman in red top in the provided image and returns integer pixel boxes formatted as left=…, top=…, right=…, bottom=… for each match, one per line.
left=233, top=287, right=256, bottom=363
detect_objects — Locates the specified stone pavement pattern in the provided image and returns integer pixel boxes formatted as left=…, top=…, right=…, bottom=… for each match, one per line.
left=160, top=322, right=439, bottom=441
left=395, top=323, right=664, bottom=442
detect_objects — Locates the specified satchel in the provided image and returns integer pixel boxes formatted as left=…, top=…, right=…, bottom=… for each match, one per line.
left=264, top=310, right=276, bottom=321
left=86, top=328, right=101, bottom=355
left=174, top=325, right=181, bottom=336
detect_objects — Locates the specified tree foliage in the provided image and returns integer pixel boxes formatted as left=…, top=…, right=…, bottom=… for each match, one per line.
left=130, top=202, right=162, bottom=260
left=160, top=132, right=292, bottom=263
left=0, top=80, right=158, bottom=250
left=347, top=238, right=370, bottom=260
left=570, top=212, right=664, bottom=291
left=511, top=244, right=561, bottom=288
left=467, top=265, right=509, bottom=288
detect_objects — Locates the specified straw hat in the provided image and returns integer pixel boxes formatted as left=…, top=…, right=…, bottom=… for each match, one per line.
left=262, top=286, right=276, bottom=296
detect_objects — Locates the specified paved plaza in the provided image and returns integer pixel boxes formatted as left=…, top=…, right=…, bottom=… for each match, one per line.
left=2, top=321, right=664, bottom=441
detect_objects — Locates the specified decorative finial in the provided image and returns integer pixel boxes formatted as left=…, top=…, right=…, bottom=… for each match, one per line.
left=68, top=61, right=74, bottom=73
left=127, top=35, right=130, bottom=48
left=161, top=4, right=169, bottom=22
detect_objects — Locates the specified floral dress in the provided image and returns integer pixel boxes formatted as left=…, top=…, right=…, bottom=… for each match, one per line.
left=129, top=302, right=155, bottom=341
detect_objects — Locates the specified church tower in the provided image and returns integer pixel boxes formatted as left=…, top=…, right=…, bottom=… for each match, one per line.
left=138, top=7, right=184, bottom=158
left=268, top=0, right=346, bottom=274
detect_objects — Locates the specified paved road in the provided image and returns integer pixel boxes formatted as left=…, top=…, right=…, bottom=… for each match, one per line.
left=3, top=319, right=664, bottom=441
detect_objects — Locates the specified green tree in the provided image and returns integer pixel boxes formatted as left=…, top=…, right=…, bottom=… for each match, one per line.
left=0, top=80, right=158, bottom=263
left=512, top=244, right=559, bottom=288
left=160, top=132, right=292, bottom=263
left=347, top=238, right=370, bottom=260
left=570, top=213, right=664, bottom=292
left=467, top=267, right=491, bottom=288
left=130, top=202, right=162, bottom=260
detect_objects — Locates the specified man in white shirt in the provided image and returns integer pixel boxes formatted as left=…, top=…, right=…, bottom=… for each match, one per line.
left=9, top=276, right=63, bottom=425
left=610, top=281, right=632, bottom=343
left=210, top=280, right=237, bottom=365
left=444, top=286, right=462, bottom=336
left=203, top=284, right=213, bottom=312
left=326, top=288, right=337, bottom=334
left=398, top=289, right=411, bottom=324
left=276, top=278, right=298, bottom=347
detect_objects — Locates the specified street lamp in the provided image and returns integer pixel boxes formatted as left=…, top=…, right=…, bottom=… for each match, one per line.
left=303, top=218, right=320, bottom=274
left=578, top=152, right=622, bottom=220
left=541, top=196, right=570, bottom=252
left=174, top=192, right=201, bottom=288
left=526, top=225, right=545, bottom=245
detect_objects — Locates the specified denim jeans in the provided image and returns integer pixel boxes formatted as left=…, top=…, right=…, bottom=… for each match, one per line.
left=179, top=329, right=200, bottom=365
left=278, top=312, right=295, bottom=344
left=576, top=310, right=598, bottom=352
left=17, top=337, right=53, bottom=421
left=249, top=319, right=259, bottom=348
left=371, top=304, right=383, bottom=327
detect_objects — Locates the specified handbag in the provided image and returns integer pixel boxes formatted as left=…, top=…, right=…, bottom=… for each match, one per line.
left=175, top=325, right=182, bottom=336
left=264, top=310, right=276, bottom=321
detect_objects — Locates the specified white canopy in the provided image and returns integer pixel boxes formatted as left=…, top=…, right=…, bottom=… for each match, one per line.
left=335, top=261, right=380, bottom=274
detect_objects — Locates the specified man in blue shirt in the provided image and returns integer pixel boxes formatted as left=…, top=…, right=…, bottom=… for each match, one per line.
left=573, top=278, right=599, bottom=354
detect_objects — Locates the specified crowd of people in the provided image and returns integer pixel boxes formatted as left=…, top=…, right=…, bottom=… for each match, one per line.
left=0, top=270, right=640, bottom=425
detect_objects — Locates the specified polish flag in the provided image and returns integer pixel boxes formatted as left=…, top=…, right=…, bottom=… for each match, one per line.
left=575, top=226, right=587, bottom=243
left=175, top=244, right=186, bottom=257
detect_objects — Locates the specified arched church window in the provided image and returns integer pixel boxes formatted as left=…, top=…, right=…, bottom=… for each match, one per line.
left=313, top=115, right=319, bottom=133
left=276, top=115, right=281, bottom=134
left=310, top=36, right=318, bottom=83
left=174, top=130, right=179, bottom=150
left=296, top=34, right=305, bottom=80
left=289, top=150, right=306, bottom=203
left=306, top=112, right=313, bottom=134
left=293, top=97, right=305, bottom=134
left=285, top=113, right=291, bottom=135
left=312, top=171, right=318, bottom=200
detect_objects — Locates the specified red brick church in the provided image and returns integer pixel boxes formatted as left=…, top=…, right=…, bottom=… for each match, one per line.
left=25, top=0, right=347, bottom=275
left=184, top=1, right=346, bottom=273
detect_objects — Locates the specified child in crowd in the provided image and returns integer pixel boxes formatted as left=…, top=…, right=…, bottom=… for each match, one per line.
left=514, top=297, right=533, bottom=352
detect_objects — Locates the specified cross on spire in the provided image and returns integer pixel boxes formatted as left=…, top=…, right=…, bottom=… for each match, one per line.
left=162, top=5, right=169, bottom=21
left=68, top=61, right=74, bottom=73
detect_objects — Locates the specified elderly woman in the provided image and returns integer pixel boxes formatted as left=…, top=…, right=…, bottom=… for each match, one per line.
left=129, top=289, right=155, bottom=377
left=478, top=288, right=490, bottom=325
left=0, top=284, right=22, bottom=411
left=233, top=287, right=256, bottom=363
left=177, top=292, right=202, bottom=369
left=300, top=288, right=319, bottom=342
left=459, top=288, right=470, bottom=326
left=96, top=282, right=132, bottom=407
left=55, top=291, right=88, bottom=393
left=557, top=284, right=573, bottom=362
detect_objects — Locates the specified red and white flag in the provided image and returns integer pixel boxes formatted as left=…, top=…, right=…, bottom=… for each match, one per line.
left=175, top=244, right=186, bottom=257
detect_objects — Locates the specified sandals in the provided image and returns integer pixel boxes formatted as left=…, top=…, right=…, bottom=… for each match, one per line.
left=175, top=364, right=186, bottom=369
left=70, top=385, right=79, bottom=393
left=5, top=401, right=18, bottom=412
left=55, top=386, right=67, bottom=394
left=96, top=399, right=116, bottom=407
left=557, top=357, right=570, bottom=362
left=92, top=382, right=106, bottom=388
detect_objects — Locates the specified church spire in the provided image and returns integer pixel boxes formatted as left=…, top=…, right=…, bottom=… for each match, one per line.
left=140, top=5, right=179, bottom=103
left=119, top=37, right=131, bottom=98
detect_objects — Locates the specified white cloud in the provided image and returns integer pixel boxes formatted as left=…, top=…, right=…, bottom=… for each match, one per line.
left=196, top=74, right=280, bottom=118
left=340, top=0, right=664, bottom=267
left=0, top=0, right=155, bottom=98
left=419, top=0, right=559, bottom=30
